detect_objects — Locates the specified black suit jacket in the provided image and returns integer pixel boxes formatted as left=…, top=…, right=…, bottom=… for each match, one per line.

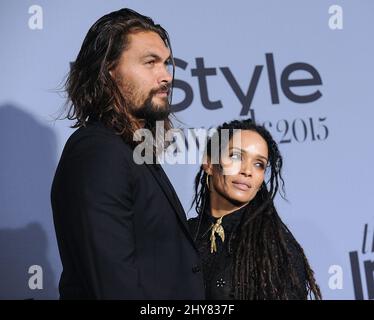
left=51, top=121, right=205, bottom=299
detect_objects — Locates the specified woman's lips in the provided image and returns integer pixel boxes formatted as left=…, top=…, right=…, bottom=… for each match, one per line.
left=232, top=181, right=251, bottom=191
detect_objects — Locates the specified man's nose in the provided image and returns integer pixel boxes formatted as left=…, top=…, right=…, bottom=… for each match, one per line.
left=159, top=65, right=172, bottom=84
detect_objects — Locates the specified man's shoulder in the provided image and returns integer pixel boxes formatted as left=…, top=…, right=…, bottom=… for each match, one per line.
left=65, top=121, right=132, bottom=153
left=59, top=121, right=136, bottom=168
left=68, top=121, right=122, bottom=141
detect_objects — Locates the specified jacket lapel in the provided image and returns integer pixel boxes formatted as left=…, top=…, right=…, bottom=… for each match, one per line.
left=145, top=164, right=197, bottom=249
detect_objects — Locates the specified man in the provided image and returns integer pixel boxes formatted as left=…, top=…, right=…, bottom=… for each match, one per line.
left=51, top=8, right=204, bottom=299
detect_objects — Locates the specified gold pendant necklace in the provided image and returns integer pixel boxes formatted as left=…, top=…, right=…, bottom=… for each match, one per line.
left=210, top=216, right=225, bottom=253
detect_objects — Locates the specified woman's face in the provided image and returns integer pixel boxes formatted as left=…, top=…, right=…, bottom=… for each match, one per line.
left=206, top=130, right=269, bottom=208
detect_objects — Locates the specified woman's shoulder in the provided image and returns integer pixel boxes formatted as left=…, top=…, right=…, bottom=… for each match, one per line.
left=187, top=216, right=200, bottom=234
left=281, top=226, right=302, bottom=253
left=187, top=216, right=199, bottom=224
left=280, top=226, right=303, bottom=260
left=277, top=224, right=311, bottom=299
left=281, top=226, right=308, bottom=279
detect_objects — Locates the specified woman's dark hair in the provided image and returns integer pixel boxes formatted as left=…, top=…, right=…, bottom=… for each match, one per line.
left=64, top=8, right=174, bottom=146
left=192, top=119, right=322, bottom=300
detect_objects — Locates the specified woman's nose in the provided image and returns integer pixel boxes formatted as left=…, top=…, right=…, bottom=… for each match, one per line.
left=240, top=163, right=252, bottom=177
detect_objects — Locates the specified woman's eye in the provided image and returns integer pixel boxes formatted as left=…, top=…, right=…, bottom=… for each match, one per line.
left=255, top=162, right=265, bottom=169
left=230, top=153, right=242, bottom=160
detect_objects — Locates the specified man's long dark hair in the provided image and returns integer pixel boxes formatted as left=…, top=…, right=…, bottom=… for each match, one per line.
left=64, top=8, right=174, bottom=146
left=192, top=119, right=322, bottom=300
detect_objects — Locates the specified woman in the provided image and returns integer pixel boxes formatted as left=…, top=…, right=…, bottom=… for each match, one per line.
left=188, top=119, right=321, bottom=300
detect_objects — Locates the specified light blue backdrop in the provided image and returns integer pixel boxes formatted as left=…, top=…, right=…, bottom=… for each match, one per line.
left=0, top=0, right=373, bottom=299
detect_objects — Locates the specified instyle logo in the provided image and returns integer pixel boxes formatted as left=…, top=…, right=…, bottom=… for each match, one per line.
left=349, top=223, right=374, bottom=300
left=171, top=53, right=323, bottom=118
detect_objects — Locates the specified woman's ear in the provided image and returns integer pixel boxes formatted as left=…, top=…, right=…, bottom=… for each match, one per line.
left=202, top=162, right=213, bottom=176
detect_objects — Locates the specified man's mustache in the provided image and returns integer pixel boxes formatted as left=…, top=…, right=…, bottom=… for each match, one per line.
left=150, top=83, right=171, bottom=96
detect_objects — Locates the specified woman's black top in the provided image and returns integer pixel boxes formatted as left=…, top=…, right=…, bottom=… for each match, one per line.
left=188, top=207, right=308, bottom=300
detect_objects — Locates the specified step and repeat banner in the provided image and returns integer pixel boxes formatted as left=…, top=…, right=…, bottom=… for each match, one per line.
left=0, top=0, right=373, bottom=299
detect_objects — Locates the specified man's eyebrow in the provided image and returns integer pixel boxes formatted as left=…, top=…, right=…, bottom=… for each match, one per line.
left=142, top=52, right=159, bottom=58
left=142, top=52, right=171, bottom=62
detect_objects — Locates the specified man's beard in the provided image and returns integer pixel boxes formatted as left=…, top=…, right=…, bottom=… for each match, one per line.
left=130, top=87, right=171, bottom=123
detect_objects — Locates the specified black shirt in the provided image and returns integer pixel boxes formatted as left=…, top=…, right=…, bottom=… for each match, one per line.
left=188, top=207, right=308, bottom=300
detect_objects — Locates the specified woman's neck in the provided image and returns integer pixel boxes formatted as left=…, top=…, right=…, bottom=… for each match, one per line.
left=209, top=194, right=248, bottom=218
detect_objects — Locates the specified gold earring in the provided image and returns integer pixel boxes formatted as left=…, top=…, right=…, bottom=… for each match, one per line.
left=206, top=174, right=210, bottom=190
